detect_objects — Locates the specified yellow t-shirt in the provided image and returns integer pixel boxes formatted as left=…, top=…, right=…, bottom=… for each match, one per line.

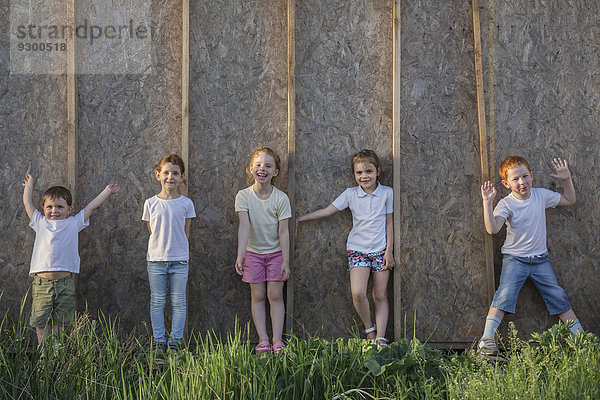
left=235, top=186, right=291, bottom=254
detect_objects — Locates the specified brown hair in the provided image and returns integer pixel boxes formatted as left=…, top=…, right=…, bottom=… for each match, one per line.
left=351, top=149, right=382, bottom=174
left=42, top=186, right=73, bottom=207
left=499, top=155, right=532, bottom=181
left=246, top=147, right=281, bottom=183
left=156, top=154, right=186, bottom=176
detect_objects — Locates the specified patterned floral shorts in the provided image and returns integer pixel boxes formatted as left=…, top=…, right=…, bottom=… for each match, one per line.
left=347, top=250, right=386, bottom=272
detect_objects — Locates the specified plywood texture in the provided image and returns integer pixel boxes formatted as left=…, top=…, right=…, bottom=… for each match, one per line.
left=295, top=0, right=393, bottom=339
left=488, top=0, right=600, bottom=338
left=76, top=0, right=182, bottom=333
left=189, top=1, right=288, bottom=338
left=399, top=0, right=488, bottom=344
left=0, top=0, right=69, bottom=321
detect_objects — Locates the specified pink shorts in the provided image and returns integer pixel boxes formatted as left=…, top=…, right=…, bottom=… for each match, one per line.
left=242, top=250, right=285, bottom=283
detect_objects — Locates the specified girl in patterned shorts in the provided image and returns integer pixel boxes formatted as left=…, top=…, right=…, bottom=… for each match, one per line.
left=296, top=149, right=394, bottom=348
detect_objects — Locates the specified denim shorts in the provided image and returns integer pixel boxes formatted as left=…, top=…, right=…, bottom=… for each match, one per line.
left=491, top=253, right=572, bottom=315
left=30, top=274, right=76, bottom=328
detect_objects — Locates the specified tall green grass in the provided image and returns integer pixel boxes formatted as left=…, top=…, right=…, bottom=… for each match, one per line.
left=1, top=300, right=599, bottom=399
left=445, top=322, right=600, bottom=399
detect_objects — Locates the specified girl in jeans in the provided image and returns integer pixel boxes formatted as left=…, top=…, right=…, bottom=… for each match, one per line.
left=143, top=154, right=196, bottom=352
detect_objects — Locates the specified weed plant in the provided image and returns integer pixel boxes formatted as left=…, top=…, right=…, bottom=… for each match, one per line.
left=1, top=301, right=599, bottom=399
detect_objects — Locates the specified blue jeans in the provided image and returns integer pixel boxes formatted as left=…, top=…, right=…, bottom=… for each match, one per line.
left=491, top=253, right=572, bottom=315
left=147, top=261, right=189, bottom=344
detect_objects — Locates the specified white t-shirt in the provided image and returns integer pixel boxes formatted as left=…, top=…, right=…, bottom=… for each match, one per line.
left=235, top=186, right=291, bottom=254
left=28, top=209, right=89, bottom=276
left=142, top=195, right=196, bottom=261
left=331, top=183, right=393, bottom=253
left=493, top=187, right=561, bottom=257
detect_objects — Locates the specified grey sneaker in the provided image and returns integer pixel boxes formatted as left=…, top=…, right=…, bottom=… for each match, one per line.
left=477, top=337, right=499, bottom=356
left=152, top=341, right=167, bottom=354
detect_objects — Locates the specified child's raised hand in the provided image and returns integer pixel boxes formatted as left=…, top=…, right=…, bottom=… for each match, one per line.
left=481, top=181, right=496, bottom=202
left=235, top=257, right=245, bottom=276
left=549, top=158, right=571, bottom=181
left=105, top=183, right=121, bottom=194
left=22, top=174, right=34, bottom=188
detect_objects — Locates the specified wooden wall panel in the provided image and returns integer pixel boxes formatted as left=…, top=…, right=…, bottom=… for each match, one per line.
left=489, top=0, right=600, bottom=339
left=0, top=73, right=69, bottom=321
left=76, top=0, right=182, bottom=333
left=294, top=0, right=393, bottom=339
left=399, top=0, right=488, bottom=345
left=189, top=1, right=288, bottom=338
left=0, top=0, right=70, bottom=321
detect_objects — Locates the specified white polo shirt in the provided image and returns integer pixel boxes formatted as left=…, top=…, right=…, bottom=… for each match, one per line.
left=331, top=183, right=393, bottom=253
left=493, top=187, right=561, bottom=257
left=29, top=209, right=89, bottom=276
left=142, top=195, right=196, bottom=261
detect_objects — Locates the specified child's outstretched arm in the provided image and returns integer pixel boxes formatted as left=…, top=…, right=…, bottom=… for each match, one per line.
left=549, top=158, right=576, bottom=206
left=278, top=218, right=290, bottom=280
left=235, top=211, right=250, bottom=275
left=83, top=184, right=121, bottom=222
left=294, top=204, right=339, bottom=237
left=382, top=213, right=395, bottom=269
left=481, top=181, right=505, bottom=234
left=22, top=174, right=35, bottom=220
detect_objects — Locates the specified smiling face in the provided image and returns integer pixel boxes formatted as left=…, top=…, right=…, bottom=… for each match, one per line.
left=502, top=164, right=533, bottom=200
left=250, top=152, right=279, bottom=185
left=353, top=161, right=380, bottom=193
left=155, top=162, right=184, bottom=193
left=43, top=196, right=72, bottom=220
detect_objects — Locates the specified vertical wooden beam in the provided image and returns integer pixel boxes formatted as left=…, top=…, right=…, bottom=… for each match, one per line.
left=392, top=0, right=403, bottom=341
left=471, top=0, right=495, bottom=302
left=182, top=0, right=190, bottom=334
left=66, top=0, right=78, bottom=297
left=487, top=0, right=496, bottom=182
left=67, top=0, right=77, bottom=201
left=182, top=0, right=190, bottom=195
left=286, top=0, right=296, bottom=333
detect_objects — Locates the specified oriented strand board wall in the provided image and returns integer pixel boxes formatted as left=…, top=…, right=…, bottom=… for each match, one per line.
left=488, top=0, right=600, bottom=339
left=399, top=0, right=489, bottom=344
left=0, top=72, right=68, bottom=321
left=0, top=2, right=70, bottom=320
left=189, top=1, right=287, bottom=338
left=294, top=0, right=393, bottom=339
left=76, top=0, right=182, bottom=333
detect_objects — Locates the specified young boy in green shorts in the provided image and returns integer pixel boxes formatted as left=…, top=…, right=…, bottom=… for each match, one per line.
left=478, top=155, right=583, bottom=356
left=22, top=174, right=120, bottom=345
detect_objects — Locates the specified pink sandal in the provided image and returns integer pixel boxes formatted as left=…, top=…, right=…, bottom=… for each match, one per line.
left=255, top=340, right=271, bottom=354
left=272, top=341, right=286, bottom=355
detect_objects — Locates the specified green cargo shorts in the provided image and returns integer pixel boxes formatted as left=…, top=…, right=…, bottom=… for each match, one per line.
left=30, top=275, right=76, bottom=328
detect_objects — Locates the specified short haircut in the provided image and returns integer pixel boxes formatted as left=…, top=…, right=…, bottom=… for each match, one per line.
left=42, top=186, right=73, bottom=207
left=351, top=149, right=382, bottom=174
left=246, top=147, right=281, bottom=183
left=156, top=154, right=186, bottom=175
left=499, top=155, right=532, bottom=181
